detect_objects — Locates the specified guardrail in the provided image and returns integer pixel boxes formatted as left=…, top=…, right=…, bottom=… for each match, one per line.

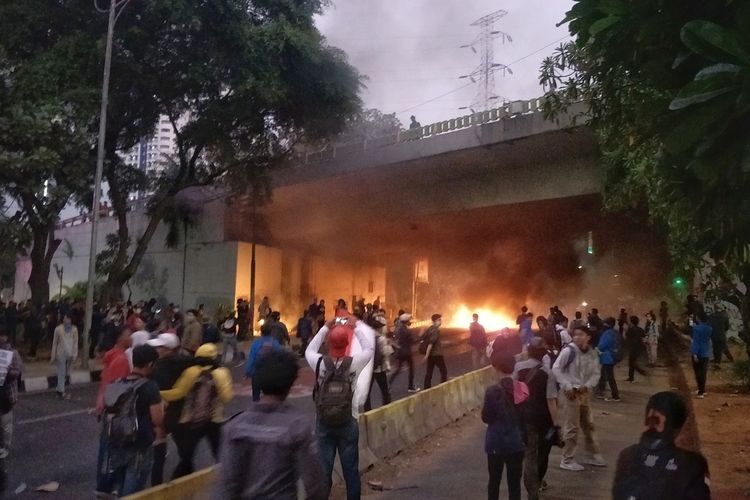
left=124, top=365, right=497, bottom=499
left=299, top=97, right=546, bottom=165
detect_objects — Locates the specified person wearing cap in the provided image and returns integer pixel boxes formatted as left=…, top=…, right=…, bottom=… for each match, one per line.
left=389, top=313, right=419, bottom=392
left=160, top=343, right=233, bottom=478
left=612, top=391, right=711, bottom=499
left=305, top=313, right=375, bottom=500
left=147, top=333, right=192, bottom=485
left=364, top=314, right=393, bottom=411
left=423, top=313, right=447, bottom=389
left=514, top=337, right=559, bottom=500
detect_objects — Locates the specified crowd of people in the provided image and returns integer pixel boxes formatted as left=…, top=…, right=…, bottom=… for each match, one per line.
left=0, top=293, right=732, bottom=499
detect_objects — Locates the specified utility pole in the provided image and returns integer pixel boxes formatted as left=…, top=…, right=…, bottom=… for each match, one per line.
left=83, top=0, right=131, bottom=369
left=459, top=10, right=513, bottom=112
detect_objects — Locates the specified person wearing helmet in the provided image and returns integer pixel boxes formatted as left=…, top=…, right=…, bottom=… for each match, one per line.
left=160, top=343, right=233, bottom=478
left=613, top=391, right=711, bottom=500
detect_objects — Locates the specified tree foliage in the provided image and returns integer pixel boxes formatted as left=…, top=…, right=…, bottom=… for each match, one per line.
left=1, top=0, right=362, bottom=303
left=540, top=0, right=750, bottom=344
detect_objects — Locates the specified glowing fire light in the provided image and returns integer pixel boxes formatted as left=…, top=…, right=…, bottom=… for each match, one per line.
left=448, top=305, right=516, bottom=332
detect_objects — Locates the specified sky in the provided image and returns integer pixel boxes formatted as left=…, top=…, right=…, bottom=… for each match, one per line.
left=315, top=0, right=574, bottom=127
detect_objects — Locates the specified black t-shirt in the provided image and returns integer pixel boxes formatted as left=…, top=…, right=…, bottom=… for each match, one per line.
left=626, top=326, right=645, bottom=350
left=516, top=364, right=553, bottom=430
left=131, top=377, right=161, bottom=449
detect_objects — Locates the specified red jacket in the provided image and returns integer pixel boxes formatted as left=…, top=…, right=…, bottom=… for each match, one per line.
left=96, top=346, right=130, bottom=413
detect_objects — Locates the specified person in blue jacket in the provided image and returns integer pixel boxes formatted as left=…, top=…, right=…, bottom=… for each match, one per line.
left=596, top=317, right=621, bottom=402
left=690, top=312, right=712, bottom=399
left=245, top=328, right=282, bottom=401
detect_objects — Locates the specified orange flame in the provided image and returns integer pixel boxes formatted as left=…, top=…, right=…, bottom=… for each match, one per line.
left=448, top=305, right=516, bottom=332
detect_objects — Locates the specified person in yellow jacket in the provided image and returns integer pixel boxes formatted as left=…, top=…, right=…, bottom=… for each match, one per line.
left=160, top=343, right=233, bottom=478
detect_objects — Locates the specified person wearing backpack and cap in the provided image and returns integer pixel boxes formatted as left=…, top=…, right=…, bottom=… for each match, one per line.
left=160, top=343, right=233, bottom=478
left=305, top=312, right=375, bottom=500
left=613, top=391, right=711, bottom=500
left=552, top=324, right=605, bottom=471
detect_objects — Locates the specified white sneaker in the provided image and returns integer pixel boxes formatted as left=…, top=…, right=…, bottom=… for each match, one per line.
left=696, top=393, right=705, bottom=399
left=582, top=454, right=607, bottom=467
left=560, top=461, right=585, bottom=471
left=407, top=387, right=421, bottom=393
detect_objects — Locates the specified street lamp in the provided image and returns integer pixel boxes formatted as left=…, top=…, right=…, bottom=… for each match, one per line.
left=82, top=0, right=131, bottom=369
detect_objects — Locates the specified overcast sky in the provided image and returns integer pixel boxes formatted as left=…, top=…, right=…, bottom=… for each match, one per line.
left=315, top=0, right=573, bottom=126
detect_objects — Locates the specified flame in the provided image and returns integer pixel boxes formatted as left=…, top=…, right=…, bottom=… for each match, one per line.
left=448, top=305, right=516, bottom=332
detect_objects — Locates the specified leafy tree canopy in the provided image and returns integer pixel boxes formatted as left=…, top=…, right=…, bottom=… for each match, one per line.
left=540, top=0, right=750, bottom=283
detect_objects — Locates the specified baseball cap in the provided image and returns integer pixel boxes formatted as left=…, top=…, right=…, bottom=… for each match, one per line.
left=146, top=333, right=180, bottom=350
left=328, top=325, right=351, bottom=357
left=398, top=313, right=412, bottom=322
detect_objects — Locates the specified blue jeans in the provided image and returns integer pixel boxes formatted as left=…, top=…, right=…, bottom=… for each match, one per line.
left=316, top=417, right=360, bottom=500
left=114, top=447, right=154, bottom=496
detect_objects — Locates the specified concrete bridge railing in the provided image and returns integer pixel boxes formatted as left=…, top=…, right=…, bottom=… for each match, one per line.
left=300, top=97, right=546, bottom=165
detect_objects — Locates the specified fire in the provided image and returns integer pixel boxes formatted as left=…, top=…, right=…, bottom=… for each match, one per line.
left=448, top=305, right=516, bottom=332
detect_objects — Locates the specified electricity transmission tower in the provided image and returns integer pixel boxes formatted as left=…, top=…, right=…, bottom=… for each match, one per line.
left=459, top=9, right=513, bottom=112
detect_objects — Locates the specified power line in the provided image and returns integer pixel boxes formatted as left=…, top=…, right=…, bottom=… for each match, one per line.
left=391, top=35, right=570, bottom=114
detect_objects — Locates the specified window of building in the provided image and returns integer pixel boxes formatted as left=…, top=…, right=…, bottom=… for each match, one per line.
left=161, top=128, right=170, bottom=133
left=160, top=145, right=169, bottom=149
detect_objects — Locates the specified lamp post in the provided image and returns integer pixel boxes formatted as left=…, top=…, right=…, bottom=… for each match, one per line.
left=82, top=0, right=124, bottom=369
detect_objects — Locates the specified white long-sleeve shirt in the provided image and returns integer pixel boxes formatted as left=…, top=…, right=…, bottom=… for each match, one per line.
left=305, top=320, right=375, bottom=419
left=552, top=343, right=600, bottom=392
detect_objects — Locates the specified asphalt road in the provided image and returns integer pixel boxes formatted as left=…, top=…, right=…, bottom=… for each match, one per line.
left=7, top=331, right=482, bottom=499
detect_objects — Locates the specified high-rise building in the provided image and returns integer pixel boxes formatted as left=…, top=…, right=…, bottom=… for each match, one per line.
left=121, top=115, right=179, bottom=199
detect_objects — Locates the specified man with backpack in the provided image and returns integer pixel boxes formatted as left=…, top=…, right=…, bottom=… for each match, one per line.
left=160, top=343, right=233, bottom=478
left=216, top=350, right=328, bottom=500
left=0, top=326, right=22, bottom=495
left=613, top=391, right=711, bottom=500
left=305, top=313, right=375, bottom=500
left=246, top=325, right=283, bottom=401
left=421, top=314, right=447, bottom=389
left=389, top=313, right=419, bottom=392
left=99, top=345, right=163, bottom=496
left=596, top=317, right=621, bottom=402
left=514, top=338, right=559, bottom=500
left=552, top=325, right=605, bottom=471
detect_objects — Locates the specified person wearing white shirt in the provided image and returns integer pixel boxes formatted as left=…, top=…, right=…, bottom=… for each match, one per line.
left=305, top=314, right=375, bottom=500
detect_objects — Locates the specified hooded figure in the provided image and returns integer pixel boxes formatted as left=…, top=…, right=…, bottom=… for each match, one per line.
left=612, top=391, right=711, bottom=500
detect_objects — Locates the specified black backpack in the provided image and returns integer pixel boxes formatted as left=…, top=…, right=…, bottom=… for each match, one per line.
left=314, top=356, right=354, bottom=426
left=104, top=378, right=148, bottom=448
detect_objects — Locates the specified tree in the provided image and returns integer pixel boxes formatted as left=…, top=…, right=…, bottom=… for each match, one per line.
left=1, top=0, right=362, bottom=303
left=337, top=108, right=403, bottom=143
left=540, top=0, right=750, bottom=349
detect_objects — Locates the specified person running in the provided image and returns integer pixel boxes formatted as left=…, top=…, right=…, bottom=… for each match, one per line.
left=389, top=313, right=419, bottom=392
left=422, top=314, right=447, bottom=389
left=482, top=351, right=529, bottom=500
left=644, top=311, right=660, bottom=367
left=365, top=315, right=392, bottom=411
left=690, top=312, right=712, bottom=398
left=514, top=338, right=558, bottom=500
left=552, top=325, right=605, bottom=471
left=469, top=313, right=488, bottom=369
left=51, top=313, right=78, bottom=399
left=596, top=317, right=621, bottom=402
left=625, top=315, right=648, bottom=383
left=613, top=391, right=711, bottom=500
left=160, top=343, right=233, bottom=478
left=215, top=350, right=328, bottom=500
left=305, top=314, right=375, bottom=500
